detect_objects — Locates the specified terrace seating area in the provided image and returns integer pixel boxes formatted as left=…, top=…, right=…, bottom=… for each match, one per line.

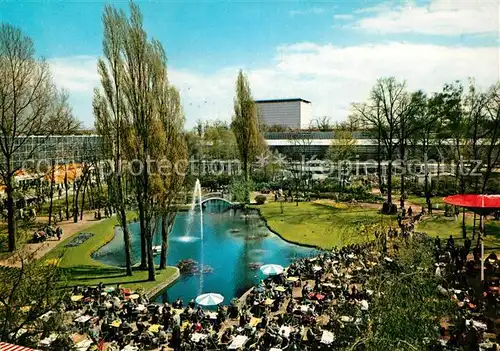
left=9, top=228, right=500, bottom=351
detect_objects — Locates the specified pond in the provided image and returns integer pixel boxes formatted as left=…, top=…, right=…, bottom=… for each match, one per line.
left=93, top=204, right=316, bottom=304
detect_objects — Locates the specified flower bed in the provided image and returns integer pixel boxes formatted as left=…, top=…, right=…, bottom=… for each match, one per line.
left=65, top=233, right=94, bottom=248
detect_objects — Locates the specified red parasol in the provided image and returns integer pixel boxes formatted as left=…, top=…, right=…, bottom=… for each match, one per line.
left=443, top=194, right=500, bottom=216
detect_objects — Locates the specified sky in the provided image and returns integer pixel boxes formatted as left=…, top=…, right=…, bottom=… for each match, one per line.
left=1, top=0, right=499, bottom=129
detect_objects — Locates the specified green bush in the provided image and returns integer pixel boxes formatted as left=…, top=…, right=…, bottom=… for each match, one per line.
left=254, top=195, right=266, bottom=205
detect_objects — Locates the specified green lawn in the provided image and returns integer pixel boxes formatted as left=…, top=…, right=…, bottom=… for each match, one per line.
left=44, top=214, right=178, bottom=292
left=406, top=196, right=445, bottom=210
left=416, top=214, right=500, bottom=252
left=256, top=201, right=396, bottom=249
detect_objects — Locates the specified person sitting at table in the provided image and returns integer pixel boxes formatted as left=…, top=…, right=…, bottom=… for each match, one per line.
left=221, top=329, right=232, bottom=344
left=188, top=298, right=195, bottom=309
left=196, top=306, right=204, bottom=319
left=173, top=297, right=183, bottom=309
left=171, top=324, right=181, bottom=350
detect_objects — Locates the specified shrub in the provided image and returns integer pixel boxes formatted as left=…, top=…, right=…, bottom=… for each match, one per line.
left=254, top=195, right=266, bottom=205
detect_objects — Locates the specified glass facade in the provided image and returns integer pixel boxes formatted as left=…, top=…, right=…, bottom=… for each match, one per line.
left=1, top=135, right=103, bottom=170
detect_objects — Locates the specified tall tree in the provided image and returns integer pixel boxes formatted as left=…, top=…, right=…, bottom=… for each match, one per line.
left=93, top=5, right=133, bottom=276
left=157, top=85, right=187, bottom=270
left=0, top=24, right=78, bottom=251
left=120, top=1, right=178, bottom=281
left=231, top=70, right=266, bottom=198
left=411, top=91, right=439, bottom=213
left=354, top=77, right=408, bottom=213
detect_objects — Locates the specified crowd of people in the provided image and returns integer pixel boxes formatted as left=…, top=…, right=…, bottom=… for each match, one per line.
left=24, top=230, right=498, bottom=351
left=9, top=204, right=498, bottom=351
left=432, top=233, right=500, bottom=349
left=30, top=224, right=63, bottom=243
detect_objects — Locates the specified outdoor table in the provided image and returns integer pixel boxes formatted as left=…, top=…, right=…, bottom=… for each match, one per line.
left=274, top=286, right=286, bottom=292
left=206, top=312, right=217, bottom=320
left=104, top=287, right=116, bottom=293
left=191, top=332, right=208, bottom=343
left=249, top=317, right=261, bottom=327
left=71, top=295, right=84, bottom=302
left=39, top=311, right=54, bottom=322
left=321, top=330, right=334, bottom=344
left=279, top=325, right=291, bottom=338
left=270, top=348, right=282, bottom=351
left=180, top=321, right=191, bottom=331
left=111, top=320, right=122, bottom=328
left=287, top=277, right=299, bottom=282
left=129, top=294, right=140, bottom=300
left=264, top=298, right=274, bottom=306
left=75, top=339, right=93, bottom=351
left=104, top=302, right=113, bottom=309
left=38, top=333, right=58, bottom=348
left=340, top=316, right=354, bottom=323
left=322, top=283, right=334, bottom=288
left=148, top=324, right=161, bottom=333
left=313, top=265, right=322, bottom=272
left=135, top=304, right=147, bottom=312
left=228, top=335, right=248, bottom=349
left=121, top=346, right=139, bottom=351
left=74, top=315, right=92, bottom=324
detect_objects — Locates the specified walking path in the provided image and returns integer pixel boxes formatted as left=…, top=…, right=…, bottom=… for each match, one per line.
left=0, top=212, right=107, bottom=267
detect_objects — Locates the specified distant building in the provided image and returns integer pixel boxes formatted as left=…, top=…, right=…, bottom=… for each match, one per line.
left=255, top=98, right=312, bottom=130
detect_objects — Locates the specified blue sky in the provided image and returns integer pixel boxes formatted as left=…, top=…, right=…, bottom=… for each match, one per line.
left=2, top=0, right=499, bottom=128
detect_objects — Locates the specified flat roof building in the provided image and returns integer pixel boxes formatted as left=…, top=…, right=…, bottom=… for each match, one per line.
left=255, top=98, right=312, bottom=130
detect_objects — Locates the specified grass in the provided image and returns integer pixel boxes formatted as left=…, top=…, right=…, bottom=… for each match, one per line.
left=407, top=196, right=445, bottom=210
left=416, top=214, right=500, bottom=252
left=255, top=201, right=396, bottom=249
left=43, top=214, right=178, bottom=292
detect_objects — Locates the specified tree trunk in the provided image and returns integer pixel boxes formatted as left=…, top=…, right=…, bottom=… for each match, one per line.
left=115, top=157, right=133, bottom=276
left=64, top=165, right=70, bottom=220
left=137, top=192, right=148, bottom=270
left=159, top=212, right=169, bottom=270
left=387, top=160, right=393, bottom=206
left=80, top=180, right=87, bottom=221
left=147, top=234, right=156, bottom=281
left=6, top=174, right=16, bottom=252
left=73, top=183, right=79, bottom=223
left=48, top=160, right=55, bottom=226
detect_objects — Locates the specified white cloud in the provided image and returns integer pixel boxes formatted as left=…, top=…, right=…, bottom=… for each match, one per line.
left=49, top=56, right=100, bottom=93
left=49, top=42, right=499, bottom=129
left=334, top=14, right=354, bottom=20
left=289, top=7, right=326, bottom=17
left=353, top=0, right=500, bottom=35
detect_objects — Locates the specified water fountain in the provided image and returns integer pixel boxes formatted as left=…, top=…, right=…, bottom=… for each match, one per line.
left=177, top=179, right=203, bottom=243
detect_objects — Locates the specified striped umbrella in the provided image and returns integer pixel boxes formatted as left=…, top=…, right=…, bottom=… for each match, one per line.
left=0, top=342, right=37, bottom=350
left=260, top=264, right=284, bottom=276
left=195, top=293, right=224, bottom=306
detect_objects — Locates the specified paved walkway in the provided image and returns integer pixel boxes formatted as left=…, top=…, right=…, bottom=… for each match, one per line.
left=0, top=212, right=107, bottom=267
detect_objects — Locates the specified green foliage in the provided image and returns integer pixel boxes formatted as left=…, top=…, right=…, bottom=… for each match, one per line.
left=0, top=257, right=68, bottom=345
left=254, top=194, right=266, bottom=205
left=231, top=70, right=267, bottom=180
left=230, top=177, right=254, bottom=204
left=362, top=236, right=455, bottom=350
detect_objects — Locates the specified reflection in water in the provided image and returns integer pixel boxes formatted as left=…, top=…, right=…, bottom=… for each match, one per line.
left=93, top=205, right=316, bottom=303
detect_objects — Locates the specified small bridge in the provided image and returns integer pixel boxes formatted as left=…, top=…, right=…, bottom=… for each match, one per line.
left=201, top=192, right=232, bottom=204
